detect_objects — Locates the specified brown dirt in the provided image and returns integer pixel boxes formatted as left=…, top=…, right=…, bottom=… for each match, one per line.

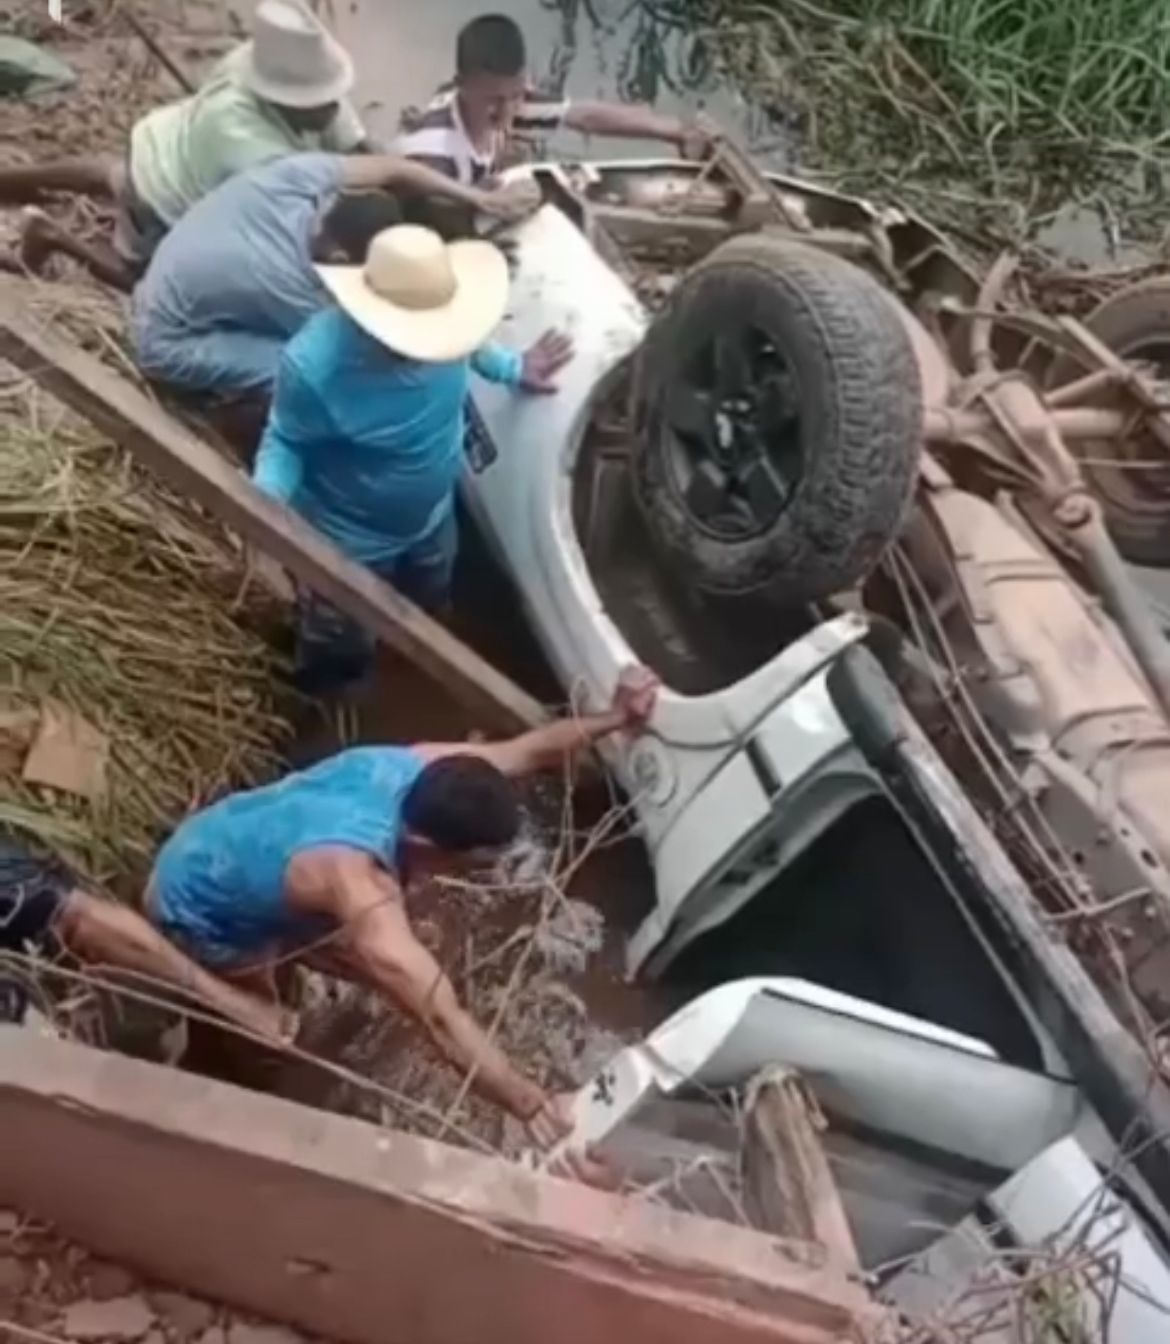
left=0, top=1206, right=323, bottom=1344
left=0, top=0, right=237, bottom=259
left=1, top=2, right=236, bottom=156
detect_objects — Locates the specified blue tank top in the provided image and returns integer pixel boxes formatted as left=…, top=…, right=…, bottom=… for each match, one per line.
left=152, top=746, right=426, bottom=965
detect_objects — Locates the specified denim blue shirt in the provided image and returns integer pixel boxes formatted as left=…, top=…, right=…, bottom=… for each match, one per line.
left=133, top=153, right=344, bottom=391
left=253, top=307, right=521, bottom=565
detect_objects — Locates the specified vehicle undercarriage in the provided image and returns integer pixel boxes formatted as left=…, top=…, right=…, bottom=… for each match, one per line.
left=526, top=139, right=1170, bottom=1097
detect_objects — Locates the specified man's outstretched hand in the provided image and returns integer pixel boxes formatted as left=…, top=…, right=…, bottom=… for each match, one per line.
left=612, top=665, right=660, bottom=732
left=520, top=329, right=575, bottom=394
left=526, top=1091, right=620, bottom=1189
left=476, top=177, right=542, bottom=223
left=679, top=113, right=720, bottom=161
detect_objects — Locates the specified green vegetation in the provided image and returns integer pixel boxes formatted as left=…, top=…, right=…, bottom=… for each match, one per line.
left=700, top=0, right=1170, bottom=245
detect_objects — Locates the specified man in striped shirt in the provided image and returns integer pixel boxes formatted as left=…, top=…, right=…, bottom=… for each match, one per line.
left=395, top=13, right=714, bottom=187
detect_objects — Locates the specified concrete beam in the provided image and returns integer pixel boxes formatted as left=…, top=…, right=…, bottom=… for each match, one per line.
left=0, top=1031, right=884, bottom=1344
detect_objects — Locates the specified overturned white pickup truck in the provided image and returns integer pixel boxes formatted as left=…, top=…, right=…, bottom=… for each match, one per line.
left=462, top=150, right=1170, bottom=1313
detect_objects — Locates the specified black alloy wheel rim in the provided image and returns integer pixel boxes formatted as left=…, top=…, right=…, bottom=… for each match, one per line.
left=663, top=321, right=805, bottom=542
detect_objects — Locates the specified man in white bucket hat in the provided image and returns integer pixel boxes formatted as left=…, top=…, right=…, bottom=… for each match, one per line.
left=2, top=0, right=371, bottom=290
left=252, top=223, right=572, bottom=693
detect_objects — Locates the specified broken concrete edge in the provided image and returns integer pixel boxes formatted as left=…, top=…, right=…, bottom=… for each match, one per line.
left=0, top=1030, right=890, bottom=1344
left=0, top=287, right=547, bottom=735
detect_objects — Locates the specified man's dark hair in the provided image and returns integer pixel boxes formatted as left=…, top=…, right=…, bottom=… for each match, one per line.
left=402, top=756, right=521, bottom=851
left=318, top=192, right=404, bottom=263
left=456, top=14, right=527, bottom=79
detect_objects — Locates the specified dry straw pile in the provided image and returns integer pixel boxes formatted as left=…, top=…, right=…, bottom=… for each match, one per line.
left=0, top=283, right=293, bottom=891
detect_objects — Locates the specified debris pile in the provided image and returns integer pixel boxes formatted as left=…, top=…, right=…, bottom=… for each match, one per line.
left=0, top=1207, right=310, bottom=1344
left=0, top=2, right=234, bottom=269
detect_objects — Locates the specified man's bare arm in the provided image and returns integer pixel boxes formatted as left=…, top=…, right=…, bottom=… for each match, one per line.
left=563, top=102, right=713, bottom=158
left=324, top=857, right=547, bottom=1119
left=421, top=666, right=660, bottom=779
left=338, top=155, right=534, bottom=221
left=455, top=708, right=628, bottom=778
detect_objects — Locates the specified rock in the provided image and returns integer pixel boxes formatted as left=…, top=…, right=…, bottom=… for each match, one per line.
left=0, top=1209, right=19, bottom=1235
left=87, top=1261, right=138, bottom=1301
left=0, top=1254, right=28, bottom=1297
left=62, top=1296, right=157, bottom=1341
left=227, top=1326, right=305, bottom=1344
left=149, top=1291, right=215, bottom=1340
left=0, top=37, right=76, bottom=97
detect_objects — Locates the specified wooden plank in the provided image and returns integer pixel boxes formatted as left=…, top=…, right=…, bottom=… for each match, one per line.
left=0, top=287, right=545, bottom=733
left=742, top=1068, right=863, bottom=1277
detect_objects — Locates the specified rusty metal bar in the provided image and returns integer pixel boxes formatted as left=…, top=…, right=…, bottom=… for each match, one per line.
left=925, top=404, right=1134, bottom=445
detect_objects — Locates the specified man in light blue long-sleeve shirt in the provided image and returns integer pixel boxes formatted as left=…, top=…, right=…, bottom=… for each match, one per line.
left=253, top=223, right=572, bottom=693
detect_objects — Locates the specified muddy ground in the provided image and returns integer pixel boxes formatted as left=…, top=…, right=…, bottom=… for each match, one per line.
left=0, top=1, right=237, bottom=254
left=1, top=1204, right=321, bottom=1344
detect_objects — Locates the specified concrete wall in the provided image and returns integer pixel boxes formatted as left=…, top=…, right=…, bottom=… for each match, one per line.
left=0, top=1031, right=884, bottom=1344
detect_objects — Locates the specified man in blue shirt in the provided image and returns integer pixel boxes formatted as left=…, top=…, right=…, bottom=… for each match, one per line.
left=148, top=670, right=658, bottom=1148
left=253, top=222, right=571, bottom=692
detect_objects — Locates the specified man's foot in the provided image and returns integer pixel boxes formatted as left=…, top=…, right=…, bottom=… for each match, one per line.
left=17, top=206, right=63, bottom=274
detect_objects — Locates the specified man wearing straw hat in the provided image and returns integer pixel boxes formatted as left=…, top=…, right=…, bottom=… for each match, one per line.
left=252, top=221, right=571, bottom=692
left=2, top=0, right=373, bottom=290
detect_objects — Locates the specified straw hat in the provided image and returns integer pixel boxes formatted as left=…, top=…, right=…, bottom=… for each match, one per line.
left=238, top=0, right=354, bottom=109
left=316, top=226, right=509, bottom=364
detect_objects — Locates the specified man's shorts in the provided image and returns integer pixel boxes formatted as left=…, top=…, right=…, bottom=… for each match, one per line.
left=0, top=835, right=71, bottom=1024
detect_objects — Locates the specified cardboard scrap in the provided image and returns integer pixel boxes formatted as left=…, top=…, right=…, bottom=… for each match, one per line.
left=0, top=703, right=40, bottom=776
left=22, top=702, right=110, bottom=800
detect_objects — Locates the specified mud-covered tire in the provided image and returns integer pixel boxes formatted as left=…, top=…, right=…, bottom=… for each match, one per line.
left=1047, top=276, right=1170, bottom=567
left=632, top=233, right=922, bottom=604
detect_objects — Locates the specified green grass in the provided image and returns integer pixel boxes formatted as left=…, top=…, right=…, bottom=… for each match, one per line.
left=701, top=0, right=1170, bottom=244
left=839, top=0, right=1170, bottom=141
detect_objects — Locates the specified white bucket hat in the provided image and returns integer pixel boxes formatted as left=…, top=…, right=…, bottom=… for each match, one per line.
left=239, top=0, right=354, bottom=109
left=316, top=226, right=509, bottom=363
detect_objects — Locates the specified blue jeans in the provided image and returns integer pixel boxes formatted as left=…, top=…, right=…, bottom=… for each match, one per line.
left=295, top=509, right=458, bottom=696
left=135, top=321, right=285, bottom=397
